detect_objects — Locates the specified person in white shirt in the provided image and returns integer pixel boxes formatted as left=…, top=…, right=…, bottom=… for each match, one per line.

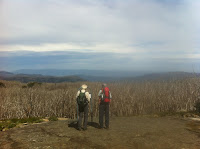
left=76, top=84, right=91, bottom=131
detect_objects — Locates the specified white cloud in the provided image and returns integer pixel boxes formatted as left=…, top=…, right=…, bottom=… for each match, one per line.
left=0, top=43, right=139, bottom=54
left=0, top=0, right=198, bottom=44
left=0, top=0, right=200, bottom=71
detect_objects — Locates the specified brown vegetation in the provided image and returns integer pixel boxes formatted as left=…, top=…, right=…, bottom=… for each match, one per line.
left=0, top=78, right=200, bottom=120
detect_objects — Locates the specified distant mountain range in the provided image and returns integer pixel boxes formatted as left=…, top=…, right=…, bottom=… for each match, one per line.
left=13, top=69, right=149, bottom=77
left=127, top=72, right=200, bottom=82
left=0, top=71, right=85, bottom=83
left=0, top=69, right=199, bottom=83
left=12, top=69, right=150, bottom=82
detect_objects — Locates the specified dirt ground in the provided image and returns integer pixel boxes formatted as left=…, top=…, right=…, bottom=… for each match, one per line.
left=0, top=116, right=200, bottom=149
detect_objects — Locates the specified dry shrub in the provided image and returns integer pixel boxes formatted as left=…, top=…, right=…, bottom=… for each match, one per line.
left=0, top=78, right=200, bottom=120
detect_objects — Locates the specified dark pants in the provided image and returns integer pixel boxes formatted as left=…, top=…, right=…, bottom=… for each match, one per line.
left=78, top=104, right=88, bottom=129
left=99, top=103, right=109, bottom=128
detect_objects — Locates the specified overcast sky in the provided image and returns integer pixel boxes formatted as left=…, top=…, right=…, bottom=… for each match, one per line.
left=0, top=0, right=199, bottom=72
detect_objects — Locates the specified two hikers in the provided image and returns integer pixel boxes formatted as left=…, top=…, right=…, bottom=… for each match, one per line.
left=76, top=83, right=112, bottom=130
left=76, top=84, right=91, bottom=131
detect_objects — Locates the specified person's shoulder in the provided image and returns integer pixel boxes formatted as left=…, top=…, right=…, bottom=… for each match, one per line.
left=77, top=90, right=81, bottom=95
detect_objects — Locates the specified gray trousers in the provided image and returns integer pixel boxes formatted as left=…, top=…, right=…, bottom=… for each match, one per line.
left=78, top=104, right=88, bottom=129
left=99, top=103, right=109, bottom=128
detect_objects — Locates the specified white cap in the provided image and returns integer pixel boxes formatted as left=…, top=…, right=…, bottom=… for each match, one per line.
left=81, top=84, right=87, bottom=89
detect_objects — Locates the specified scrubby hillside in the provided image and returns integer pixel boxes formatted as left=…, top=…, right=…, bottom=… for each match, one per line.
left=0, top=77, right=200, bottom=120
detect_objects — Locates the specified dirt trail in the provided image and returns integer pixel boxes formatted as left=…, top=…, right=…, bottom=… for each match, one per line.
left=0, top=116, right=200, bottom=149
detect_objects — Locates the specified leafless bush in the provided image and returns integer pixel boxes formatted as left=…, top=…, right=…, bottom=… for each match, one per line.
left=0, top=78, right=200, bottom=120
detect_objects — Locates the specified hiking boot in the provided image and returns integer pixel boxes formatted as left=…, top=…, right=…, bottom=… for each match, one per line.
left=83, top=127, right=87, bottom=131
left=99, top=126, right=103, bottom=129
left=77, top=127, right=82, bottom=131
left=105, top=126, right=109, bottom=129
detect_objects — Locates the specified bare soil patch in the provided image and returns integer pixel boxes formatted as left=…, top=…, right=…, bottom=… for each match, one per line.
left=0, top=116, right=200, bottom=149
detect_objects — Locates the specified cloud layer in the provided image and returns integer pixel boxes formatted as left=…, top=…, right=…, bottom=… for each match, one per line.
left=0, top=0, right=199, bottom=72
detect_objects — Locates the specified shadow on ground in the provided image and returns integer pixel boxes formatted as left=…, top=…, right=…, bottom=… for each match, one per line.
left=87, top=122, right=99, bottom=128
left=68, top=120, right=78, bottom=130
left=68, top=120, right=99, bottom=129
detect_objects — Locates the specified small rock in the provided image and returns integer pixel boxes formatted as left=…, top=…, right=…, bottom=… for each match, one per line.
left=2, top=128, right=7, bottom=131
left=136, top=134, right=140, bottom=137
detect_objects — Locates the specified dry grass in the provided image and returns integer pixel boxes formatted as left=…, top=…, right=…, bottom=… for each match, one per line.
left=0, top=78, right=200, bottom=120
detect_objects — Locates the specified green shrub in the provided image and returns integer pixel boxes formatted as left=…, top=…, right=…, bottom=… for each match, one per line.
left=0, top=117, right=43, bottom=131
left=0, top=82, right=6, bottom=88
left=48, top=116, right=58, bottom=121
left=194, top=100, right=200, bottom=113
left=177, top=111, right=187, bottom=117
left=27, top=82, right=42, bottom=88
left=18, top=118, right=28, bottom=123
left=27, top=82, right=36, bottom=88
left=10, top=117, right=41, bottom=123
left=0, top=123, right=5, bottom=131
left=158, top=112, right=174, bottom=117
left=21, top=117, right=42, bottom=123
left=0, top=122, right=10, bottom=131
left=22, top=85, right=27, bottom=88
left=30, top=117, right=42, bottom=123
left=7, top=123, right=16, bottom=128
left=10, top=118, right=19, bottom=123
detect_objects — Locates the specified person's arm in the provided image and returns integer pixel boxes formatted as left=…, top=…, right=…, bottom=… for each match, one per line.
left=76, top=91, right=80, bottom=99
left=85, top=92, right=91, bottom=103
left=98, top=90, right=102, bottom=104
left=109, top=91, right=112, bottom=99
left=99, top=97, right=101, bottom=104
left=98, top=90, right=102, bottom=97
left=109, top=91, right=112, bottom=103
